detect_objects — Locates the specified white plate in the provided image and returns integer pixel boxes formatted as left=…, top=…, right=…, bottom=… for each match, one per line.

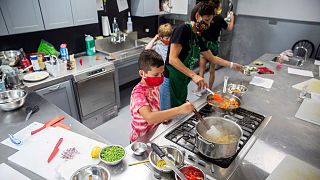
left=23, top=71, right=49, bottom=82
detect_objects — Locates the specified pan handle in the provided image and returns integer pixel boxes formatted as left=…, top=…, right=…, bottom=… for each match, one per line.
left=196, top=134, right=215, bottom=148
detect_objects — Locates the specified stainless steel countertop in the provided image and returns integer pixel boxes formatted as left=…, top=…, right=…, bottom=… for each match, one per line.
left=23, top=53, right=114, bottom=90
left=110, top=53, right=320, bottom=180
left=0, top=91, right=110, bottom=179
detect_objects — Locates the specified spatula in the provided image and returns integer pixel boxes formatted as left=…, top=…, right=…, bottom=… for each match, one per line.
left=193, top=108, right=221, bottom=136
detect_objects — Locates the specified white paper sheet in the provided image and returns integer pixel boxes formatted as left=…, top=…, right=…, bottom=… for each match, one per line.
left=314, top=60, right=320, bottom=65
left=117, top=0, right=128, bottom=12
left=0, top=163, right=30, bottom=180
left=288, top=67, right=314, bottom=77
left=1, top=122, right=44, bottom=150
left=249, top=76, right=274, bottom=89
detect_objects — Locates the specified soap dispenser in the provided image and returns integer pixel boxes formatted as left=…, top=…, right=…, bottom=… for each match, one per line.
left=112, top=17, right=119, bottom=34
left=127, top=12, right=133, bottom=33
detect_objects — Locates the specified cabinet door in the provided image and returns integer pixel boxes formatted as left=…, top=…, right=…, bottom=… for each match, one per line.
left=36, top=81, right=79, bottom=120
left=0, top=0, right=44, bottom=34
left=170, top=0, right=188, bottom=15
left=39, top=0, right=73, bottom=30
left=143, top=0, right=159, bottom=16
left=70, top=0, right=98, bottom=26
left=0, top=9, right=8, bottom=36
left=131, top=0, right=159, bottom=17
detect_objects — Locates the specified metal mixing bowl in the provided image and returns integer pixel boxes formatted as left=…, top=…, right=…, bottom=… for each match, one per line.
left=70, top=165, right=110, bottom=180
left=227, top=84, right=248, bottom=97
left=0, top=89, right=27, bottom=111
left=131, top=141, right=148, bottom=156
left=149, top=146, right=184, bottom=173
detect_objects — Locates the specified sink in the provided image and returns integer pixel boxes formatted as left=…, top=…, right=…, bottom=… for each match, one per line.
left=271, top=56, right=304, bottom=67
left=95, top=32, right=146, bottom=60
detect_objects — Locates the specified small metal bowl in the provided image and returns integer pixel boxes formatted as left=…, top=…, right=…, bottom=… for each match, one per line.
left=0, top=89, right=27, bottom=111
left=175, top=165, right=205, bottom=180
left=227, top=84, right=248, bottom=97
left=70, top=165, right=110, bottom=180
left=99, top=145, right=126, bottom=166
left=149, top=146, right=184, bottom=173
left=131, top=141, right=148, bottom=156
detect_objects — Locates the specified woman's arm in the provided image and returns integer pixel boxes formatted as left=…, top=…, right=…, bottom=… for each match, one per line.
left=226, top=12, right=234, bottom=31
left=138, top=102, right=194, bottom=124
left=201, top=50, right=242, bottom=71
left=169, top=43, right=208, bottom=89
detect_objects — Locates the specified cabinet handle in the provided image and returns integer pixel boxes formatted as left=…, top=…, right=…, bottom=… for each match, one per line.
left=49, top=85, right=61, bottom=91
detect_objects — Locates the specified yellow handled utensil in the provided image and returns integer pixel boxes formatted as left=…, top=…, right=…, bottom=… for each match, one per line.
left=128, top=160, right=150, bottom=166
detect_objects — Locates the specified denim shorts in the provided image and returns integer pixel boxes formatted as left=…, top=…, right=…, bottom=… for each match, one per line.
left=160, top=77, right=171, bottom=110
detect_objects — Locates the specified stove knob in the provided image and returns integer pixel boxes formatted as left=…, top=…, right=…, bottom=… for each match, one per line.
left=187, top=155, right=196, bottom=162
left=210, top=164, right=215, bottom=174
left=197, top=159, right=206, bottom=167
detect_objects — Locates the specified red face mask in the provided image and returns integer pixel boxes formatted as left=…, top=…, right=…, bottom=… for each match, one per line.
left=162, top=39, right=170, bottom=45
left=144, top=76, right=164, bottom=86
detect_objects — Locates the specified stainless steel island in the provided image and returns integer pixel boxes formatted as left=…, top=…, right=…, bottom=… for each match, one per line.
left=108, top=53, right=320, bottom=180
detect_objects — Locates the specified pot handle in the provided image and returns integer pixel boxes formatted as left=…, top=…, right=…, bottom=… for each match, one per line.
left=197, top=135, right=215, bottom=148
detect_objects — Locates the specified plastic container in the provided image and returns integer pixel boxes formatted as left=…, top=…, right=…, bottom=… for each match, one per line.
left=30, top=55, right=40, bottom=71
left=60, top=44, right=69, bottom=61
left=112, top=17, right=119, bottom=34
left=85, top=35, right=96, bottom=56
left=127, top=12, right=133, bottom=33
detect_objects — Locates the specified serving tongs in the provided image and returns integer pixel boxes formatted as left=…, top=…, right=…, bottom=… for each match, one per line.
left=151, top=143, right=187, bottom=180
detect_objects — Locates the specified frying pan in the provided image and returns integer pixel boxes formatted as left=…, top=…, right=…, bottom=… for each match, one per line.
left=206, top=92, right=241, bottom=111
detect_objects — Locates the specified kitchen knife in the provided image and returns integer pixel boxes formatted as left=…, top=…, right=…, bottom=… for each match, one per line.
left=47, top=138, right=63, bottom=163
left=31, top=116, right=65, bottom=135
left=151, top=143, right=187, bottom=180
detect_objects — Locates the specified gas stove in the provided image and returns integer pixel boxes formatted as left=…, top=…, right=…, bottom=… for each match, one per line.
left=151, top=104, right=272, bottom=179
left=165, top=104, right=265, bottom=168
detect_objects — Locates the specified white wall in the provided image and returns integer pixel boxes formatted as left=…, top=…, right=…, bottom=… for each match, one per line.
left=237, top=0, right=320, bottom=23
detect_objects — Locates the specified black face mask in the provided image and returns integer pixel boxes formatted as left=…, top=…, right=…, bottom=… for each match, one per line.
left=195, top=19, right=209, bottom=32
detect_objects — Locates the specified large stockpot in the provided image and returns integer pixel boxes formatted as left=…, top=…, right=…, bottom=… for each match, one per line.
left=195, top=117, right=243, bottom=159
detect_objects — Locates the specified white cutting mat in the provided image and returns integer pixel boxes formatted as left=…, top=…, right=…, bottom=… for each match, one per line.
left=292, top=78, right=320, bottom=94
left=249, top=76, right=274, bottom=89
left=267, top=155, right=320, bottom=180
left=8, top=127, right=106, bottom=180
left=288, top=67, right=314, bottom=77
left=295, top=98, right=320, bottom=126
left=0, top=163, right=30, bottom=180
left=1, top=122, right=44, bottom=150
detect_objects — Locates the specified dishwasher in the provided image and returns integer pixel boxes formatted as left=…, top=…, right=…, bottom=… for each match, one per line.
left=73, top=63, right=118, bottom=129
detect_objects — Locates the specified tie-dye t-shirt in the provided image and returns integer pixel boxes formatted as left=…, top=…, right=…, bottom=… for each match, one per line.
left=130, top=82, right=160, bottom=142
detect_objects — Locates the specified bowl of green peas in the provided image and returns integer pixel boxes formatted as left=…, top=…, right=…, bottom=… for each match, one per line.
left=99, top=145, right=126, bottom=165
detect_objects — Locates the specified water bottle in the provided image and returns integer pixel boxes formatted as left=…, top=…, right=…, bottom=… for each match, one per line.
left=127, top=12, right=133, bottom=33
left=60, top=44, right=69, bottom=61
left=85, top=35, right=96, bottom=56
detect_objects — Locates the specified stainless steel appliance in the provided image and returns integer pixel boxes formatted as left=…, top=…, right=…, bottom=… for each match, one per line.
left=150, top=103, right=272, bottom=179
left=73, top=63, right=117, bottom=129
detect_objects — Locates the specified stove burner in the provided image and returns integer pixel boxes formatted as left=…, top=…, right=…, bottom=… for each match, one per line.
left=165, top=104, right=265, bottom=168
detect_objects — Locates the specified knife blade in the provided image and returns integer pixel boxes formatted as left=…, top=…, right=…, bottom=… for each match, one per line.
left=151, top=143, right=187, bottom=180
left=47, top=138, right=63, bottom=163
left=31, top=116, right=65, bottom=135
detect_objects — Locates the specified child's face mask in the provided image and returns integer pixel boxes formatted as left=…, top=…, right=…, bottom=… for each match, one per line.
left=143, top=72, right=164, bottom=87
left=161, top=37, right=170, bottom=45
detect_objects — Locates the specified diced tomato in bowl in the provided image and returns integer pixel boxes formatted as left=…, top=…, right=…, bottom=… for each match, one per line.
left=175, top=165, right=205, bottom=180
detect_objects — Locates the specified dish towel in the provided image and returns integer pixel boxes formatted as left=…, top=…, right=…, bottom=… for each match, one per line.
left=250, top=76, right=274, bottom=89
left=258, top=67, right=274, bottom=74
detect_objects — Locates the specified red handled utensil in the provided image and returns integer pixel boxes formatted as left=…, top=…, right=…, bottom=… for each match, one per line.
left=47, top=138, right=63, bottom=163
left=31, top=116, right=65, bottom=135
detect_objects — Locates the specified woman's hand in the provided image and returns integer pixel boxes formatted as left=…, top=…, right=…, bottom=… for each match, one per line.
left=192, top=74, right=208, bottom=90
left=232, top=63, right=243, bottom=72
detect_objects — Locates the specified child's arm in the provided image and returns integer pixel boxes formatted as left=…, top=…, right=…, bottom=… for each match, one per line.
left=138, top=102, right=194, bottom=125
left=145, top=34, right=159, bottom=50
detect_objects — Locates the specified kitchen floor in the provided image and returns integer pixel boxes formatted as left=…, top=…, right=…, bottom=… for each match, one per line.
left=93, top=67, right=238, bottom=146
